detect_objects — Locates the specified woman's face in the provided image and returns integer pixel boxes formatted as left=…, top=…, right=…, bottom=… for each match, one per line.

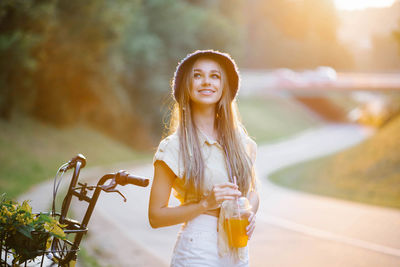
left=189, top=57, right=223, bottom=107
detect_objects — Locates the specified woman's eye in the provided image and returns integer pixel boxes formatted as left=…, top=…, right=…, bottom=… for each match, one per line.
left=211, top=74, right=220, bottom=79
left=194, top=73, right=201, bottom=78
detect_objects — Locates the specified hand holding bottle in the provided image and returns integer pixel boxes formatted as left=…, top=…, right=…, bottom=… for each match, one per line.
left=200, top=182, right=241, bottom=210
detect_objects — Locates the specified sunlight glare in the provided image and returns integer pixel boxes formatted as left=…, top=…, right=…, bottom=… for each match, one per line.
left=334, top=0, right=397, bottom=10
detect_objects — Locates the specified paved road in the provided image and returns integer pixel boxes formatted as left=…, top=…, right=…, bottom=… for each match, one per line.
left=21, top=124, right=400, bottom=266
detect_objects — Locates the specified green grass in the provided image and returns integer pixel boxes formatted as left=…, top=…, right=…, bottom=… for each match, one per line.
left=77, top=246, right=105, bottom=267
left=0, top=114, right=152, bottom=199
left=269, top=114, right=400, bottom=209
left=238, top=96, right=321, bottom=143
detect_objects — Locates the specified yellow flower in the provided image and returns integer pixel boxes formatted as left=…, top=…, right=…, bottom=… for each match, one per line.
left=16, top=214, right=24, bottom=224
left=44, top=222, right=66, bottom=239
left=5, top=209, right=12, bottom=217
left=0, top=207, right=6, bottom=217
left=21, top=201, right=32, bottom=213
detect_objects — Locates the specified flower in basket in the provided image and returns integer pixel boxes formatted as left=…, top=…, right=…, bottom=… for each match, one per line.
left=0, top=194, right=66, bottom=264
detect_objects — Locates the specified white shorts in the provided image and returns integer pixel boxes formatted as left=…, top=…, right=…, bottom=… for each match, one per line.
left=171, top=214, right=249, bottom=267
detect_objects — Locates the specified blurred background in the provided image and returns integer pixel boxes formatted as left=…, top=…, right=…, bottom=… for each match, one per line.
left=1, top=0, right=400, bottom=266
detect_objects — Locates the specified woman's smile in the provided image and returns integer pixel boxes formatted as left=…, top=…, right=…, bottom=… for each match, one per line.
left=198, top=88, right=216, bottom=95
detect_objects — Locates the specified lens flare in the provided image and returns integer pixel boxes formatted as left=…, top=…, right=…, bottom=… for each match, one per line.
left=334, top=0, right=397, bottom=10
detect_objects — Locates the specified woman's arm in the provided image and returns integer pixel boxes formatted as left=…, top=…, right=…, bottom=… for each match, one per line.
left=148, top=160, right=241, bottom=228
left=248, top=190, right=259, bottom=214
left=246, top=190, right=259, bottom=239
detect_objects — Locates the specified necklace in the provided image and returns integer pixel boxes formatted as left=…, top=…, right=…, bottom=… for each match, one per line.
left=197, top=127, right=218, bottom=142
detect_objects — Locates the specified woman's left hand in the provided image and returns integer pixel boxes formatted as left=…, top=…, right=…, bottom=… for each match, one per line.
left=246, top=211, right=256, bottom=240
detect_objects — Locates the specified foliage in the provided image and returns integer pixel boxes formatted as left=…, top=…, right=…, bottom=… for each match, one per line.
left=242, top=0, right=354, bottom=70
left=393, top=20, right=400, bottom=56
left=2, top=0, right=378, bottom=148
left=0, top=0, right=48, bottom=120
left=0, top=0, right=242, bottom=148
left=366, top=33, right=400, bottom=71
left=0, top=194, right=66, bottom=263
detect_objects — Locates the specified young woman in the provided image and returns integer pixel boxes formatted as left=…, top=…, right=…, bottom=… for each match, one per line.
left=149, top=50, right=259, bottom=266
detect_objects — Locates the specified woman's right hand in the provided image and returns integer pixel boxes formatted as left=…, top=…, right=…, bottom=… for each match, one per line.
left=200, top=182, right=241, bottom=210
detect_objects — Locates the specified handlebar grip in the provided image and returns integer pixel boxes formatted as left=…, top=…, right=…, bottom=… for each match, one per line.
left=66, top=154, right=87, bottom=169
left=116, top=170, right=149, bottom=187
left=126, top=174, right=150, bottom=187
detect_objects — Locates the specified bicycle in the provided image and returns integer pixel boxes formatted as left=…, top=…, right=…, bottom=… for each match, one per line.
left=0, top=154, right=149, bottom=266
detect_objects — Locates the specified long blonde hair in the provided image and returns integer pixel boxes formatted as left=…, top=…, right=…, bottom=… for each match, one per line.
left=169, top=55, right=255, bottom=199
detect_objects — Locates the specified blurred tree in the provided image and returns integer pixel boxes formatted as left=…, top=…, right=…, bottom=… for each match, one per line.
left=393, top=20, right=400, bottom=56
left=32, top=0, right=114, bottom=125
left=367, top=33, right=400, bottom=71
left=0, top=0, right=242, bottom=148
left=0, top=0, right=52, bottom=120
left=243, top=0, right=354, bottom=70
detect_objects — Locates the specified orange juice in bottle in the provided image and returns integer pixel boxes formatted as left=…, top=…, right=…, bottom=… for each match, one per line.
left=225, top=217, right=249, bottom=247
left=223, top=197, right=252, bottom=248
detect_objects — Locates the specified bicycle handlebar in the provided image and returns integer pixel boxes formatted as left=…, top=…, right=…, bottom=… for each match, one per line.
left=116, top=170, right=150, bottom=187
left=99, top=170, right=150, bottom=202
left=49, top=155, right=149, bottom=265
left=63, top=154, right=87, bottom=170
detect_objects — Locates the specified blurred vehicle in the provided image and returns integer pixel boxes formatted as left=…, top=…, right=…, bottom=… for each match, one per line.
left=274, top=68, right=304, bottom=87
left=315, top=66, right=337, bottom=81
left=302, top=66, right=337, bottom=85
left=275, top=66, right=337, bottom=88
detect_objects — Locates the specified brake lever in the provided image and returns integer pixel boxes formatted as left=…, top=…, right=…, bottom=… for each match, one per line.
left=105, top=188, right=127, bottom=202
left=101, top=179, right=127, bottom=202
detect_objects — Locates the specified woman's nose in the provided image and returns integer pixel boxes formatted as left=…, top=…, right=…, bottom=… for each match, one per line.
left=202, top=76, right=211, bottom=85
